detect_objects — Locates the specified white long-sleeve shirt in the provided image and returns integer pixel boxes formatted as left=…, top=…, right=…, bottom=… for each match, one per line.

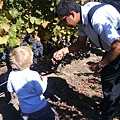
left=7, top=69, right=47, bottom=114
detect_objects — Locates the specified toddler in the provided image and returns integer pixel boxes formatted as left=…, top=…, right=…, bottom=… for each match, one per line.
left=7, top=46, right=55, bottom=120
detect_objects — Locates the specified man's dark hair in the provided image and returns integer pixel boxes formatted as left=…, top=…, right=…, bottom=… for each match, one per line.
left=55, top=0, right=80, bottom=17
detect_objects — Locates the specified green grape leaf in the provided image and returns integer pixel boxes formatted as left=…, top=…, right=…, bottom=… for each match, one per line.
left=56, top=0, right=60, bottom=4
left=0, top=47, right=5, bottom=53
left=35, top=18, right=41, bottom=25
left=9, top=8, right=19, bottom=18
left=10, top=24, right=17, bottom=32
left=0, top=35, right=9, bottom=45
left=30, top=17, right=36, bottom=24
left=0, top=15, right=3, bottom=21
left=16, top=18, right=24, bottom=30
left=8, top=37, right=20, bottom=47
left=9, top=0, right=14, bottom=3
left=16, top=17, right=24, bottom=25
left=2, top=17, right=9, bottom=24
left=9, top=27, right=17, bottom=37
left=50, top=8, right=54, bottom=11
left=26, top=28, right=34, bottom=33
left=2, top=23, right=10, bottom=32
left=52, top=37, right=57, bottom=42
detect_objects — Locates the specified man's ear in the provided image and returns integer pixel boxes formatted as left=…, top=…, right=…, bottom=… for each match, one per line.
left=69, top=11, right=75, bottom=18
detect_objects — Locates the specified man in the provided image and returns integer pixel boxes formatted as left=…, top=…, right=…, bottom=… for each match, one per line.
left=53, top=0, right=120, bottom=119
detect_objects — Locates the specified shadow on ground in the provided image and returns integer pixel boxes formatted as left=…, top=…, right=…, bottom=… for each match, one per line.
left=45, top=77, right=102, bottom=120
left=0, top=72, right=22, bottom=120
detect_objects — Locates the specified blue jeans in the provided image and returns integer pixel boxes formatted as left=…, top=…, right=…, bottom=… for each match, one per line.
left=22, top=103, right=55, bottom=120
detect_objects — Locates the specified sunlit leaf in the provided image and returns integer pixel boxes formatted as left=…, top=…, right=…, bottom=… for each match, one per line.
left=2, top=23, right=10, bottom=32
left=9, top=0, right=14, bottom=3
left=42, top=22, right=49, bottom=28
left=51, top=2, right=54, bottom=6
left=0, top=35, right=9, bottom=45
left=35, top=18, right=41, bottom=25
left=50, top=8, right=54, bottom=11
left=56, top=0, right=60, bottom=4
left=2, top=17, right=9, bottom=24
left=52, top=37, right=57, bottom=42
left=26, top=28, right=34, bottom=33
left=0, top=17, right=10, bottom=32
left=9, top=8, right=19, bottom=18
left=0, top=47, right=4, bottom=53
left=17, top=17, right=24, bottom=25
left=8, top=30, right=16, bottom=37
left=30, top=17, right=36, bottom=24
left=0, top=0, right=78, bottom=51
left=10, top=24, right=17, bottom=32
left=36, top=10, right=42, bottom=15
left=16, top=18, right=24, bottom=30
left=0, top=1, right=3, bottom=9
left=9, top=37, right=20, bottom=47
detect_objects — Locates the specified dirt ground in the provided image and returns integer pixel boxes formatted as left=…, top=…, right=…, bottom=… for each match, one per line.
left=0, top=47, right=120, bottom=120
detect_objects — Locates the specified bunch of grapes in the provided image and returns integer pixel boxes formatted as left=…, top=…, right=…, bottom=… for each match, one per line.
left=32, top=41, right=43, bottom=57
left=21, top=36, right=44, bottom=64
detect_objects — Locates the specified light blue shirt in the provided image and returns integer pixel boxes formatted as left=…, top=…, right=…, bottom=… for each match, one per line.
left=7, top=69, right=47, bottom=114
left=78, top=2, right=120, bottom=51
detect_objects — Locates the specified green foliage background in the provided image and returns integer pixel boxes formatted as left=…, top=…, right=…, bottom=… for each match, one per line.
left=0, top=0, right=101, bottom=53
left=0, top=0, right=80, bottom=52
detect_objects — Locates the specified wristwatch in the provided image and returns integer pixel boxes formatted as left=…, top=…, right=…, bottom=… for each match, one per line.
left=98, top=62, right=103, bottom=69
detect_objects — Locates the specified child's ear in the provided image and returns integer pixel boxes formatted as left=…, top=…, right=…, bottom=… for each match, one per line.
left=30, top=59, right=33, bottom=65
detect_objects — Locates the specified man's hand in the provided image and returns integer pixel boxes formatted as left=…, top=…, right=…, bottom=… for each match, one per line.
left=90, top=62, right=103, bottom=73
left=53, top=49, right=65, bottom=61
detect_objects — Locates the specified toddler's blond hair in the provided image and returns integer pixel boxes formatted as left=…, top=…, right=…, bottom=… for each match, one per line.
left=10, top=46, right=33, bottom=70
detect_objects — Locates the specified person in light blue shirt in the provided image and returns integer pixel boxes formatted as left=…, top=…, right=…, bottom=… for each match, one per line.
left=7, top=46, right=55, bottom=120
left=53, top=0, right=120, bottom=119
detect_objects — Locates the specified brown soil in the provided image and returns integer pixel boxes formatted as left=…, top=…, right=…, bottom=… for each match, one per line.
left=0, top=48, right=120, bottom=120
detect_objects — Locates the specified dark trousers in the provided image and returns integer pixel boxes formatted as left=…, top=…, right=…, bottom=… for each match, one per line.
left=100, top=54, right=120, bottom=120
left=22, top=103, right=55, bottom=120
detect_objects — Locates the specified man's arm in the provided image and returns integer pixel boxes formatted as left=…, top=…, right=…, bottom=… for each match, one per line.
left=68, top=36, right=87, bottom=53
left=100, top=38, right=120, bottom=66
left=53, top=36, right=87, bottom=60
left=90, top=38, right=120, bottom=72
